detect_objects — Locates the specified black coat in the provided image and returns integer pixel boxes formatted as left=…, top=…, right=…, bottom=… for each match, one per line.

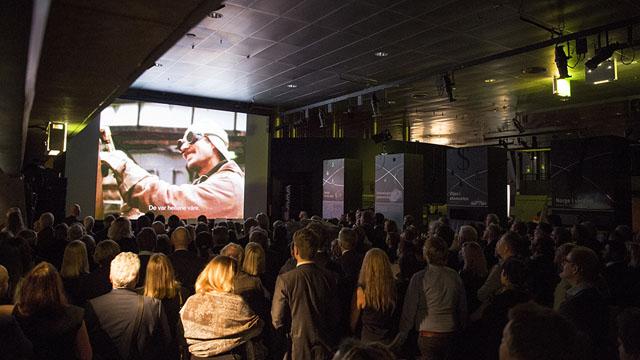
left=271, top=263, right=340, bottom=360
left=169, top=250, right=207, bottom=295
left=85, top=288, right=171, bottom=360
left=559, top=287, right=609, bottom=358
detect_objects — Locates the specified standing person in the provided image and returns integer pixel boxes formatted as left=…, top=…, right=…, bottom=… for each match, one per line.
left=180, top=255, right=264, bottom=359
left=100, top=122, right=244, bottom=219
left=459, top=241, right=488, bottom=314
left=108, top=217, right=138, bottom=253
left=558, top=246, right=610, bottom=359
left=85, top=252, right=171, bottom=360
left=271, top=228, right=340, bottom=359
left=498, top=302, right=579, bottom=360
left=60, top=240, right=90, bottom=306
left=476, top=258, right=531, bottom=360
left=350, top=248, right=397, bottom=344
left=170, top=226, right=207, bottom=296
left=478, top=232, right=521, bottom=303
left=81, top=240, right=120, bottom=301
left=64, top=203, right=82, bottom=225
left=13, top=262, right=92, bottom=360
left=397, top=237, right=467, bottom=360
left=144, top=253, right=188, bottom=359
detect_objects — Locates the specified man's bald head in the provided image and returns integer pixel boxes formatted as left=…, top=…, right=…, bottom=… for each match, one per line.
left=171, top=226, right=190, bottom=250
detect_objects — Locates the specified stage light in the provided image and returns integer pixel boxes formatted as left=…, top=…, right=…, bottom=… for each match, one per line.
left=552, top=77, right=571, bottom=97
left=586, top=58, right=617, bottom=84
left=442, top=74, right=455, bottom=102
left=585, top=43, right=619, bottom=70
left=47, top=122, right=67, bottom=156
left=372, top=129, right=392, bottom=144
left=554, top=45, right=571, bottom=79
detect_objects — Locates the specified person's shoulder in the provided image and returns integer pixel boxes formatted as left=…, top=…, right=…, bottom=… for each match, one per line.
left=406, top=268, right=427, bottom=285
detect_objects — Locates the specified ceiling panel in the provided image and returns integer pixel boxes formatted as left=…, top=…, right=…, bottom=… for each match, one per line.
left=316, top=1, right=381, bottom=31
left=219, top=9, right=277, bottom=35
left=252, top=17, right=308, bottom=41
left=280, top=24, right=336, bottom=47
left=283, top=0, right=347, bottom=23
left=124, top=0, right=640, bottom=146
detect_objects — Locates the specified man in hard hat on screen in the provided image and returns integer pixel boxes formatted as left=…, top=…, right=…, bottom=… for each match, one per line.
left=100, top=122, right=244, bottom=219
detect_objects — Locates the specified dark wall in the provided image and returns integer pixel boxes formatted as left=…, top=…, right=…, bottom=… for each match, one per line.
left=269, top=138, right=447, bottom=220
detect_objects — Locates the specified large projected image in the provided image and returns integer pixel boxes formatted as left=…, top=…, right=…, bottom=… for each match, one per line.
left=97, top=101, right=246, bottom=220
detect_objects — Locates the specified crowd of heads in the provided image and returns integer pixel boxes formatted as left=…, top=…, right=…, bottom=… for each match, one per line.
left=2, top=204, right=640, bottom=360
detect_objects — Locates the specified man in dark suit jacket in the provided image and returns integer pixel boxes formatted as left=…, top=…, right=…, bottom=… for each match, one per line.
left=85, top=252, right=171, bottom=360
left=136, top=228, right=157, bottom=287
left=336, top=228, right=363, bottom=286
left=169, top=227, right=206, bottom=295
left=558, top=246, right=610, bottom=359
left=272, top=228, right=340, bottom=360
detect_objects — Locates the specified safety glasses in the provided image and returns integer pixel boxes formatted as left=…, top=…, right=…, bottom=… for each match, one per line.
left=176, top=131, right=205, bottom=150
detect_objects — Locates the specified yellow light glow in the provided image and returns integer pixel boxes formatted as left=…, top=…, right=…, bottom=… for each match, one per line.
left=593, top=80, right=610, bottom=85
left=48, top=150, right=61, bottom=156
left=429, top=137, right=450, bottom=145
left=552, top=77, right=571, bottom=97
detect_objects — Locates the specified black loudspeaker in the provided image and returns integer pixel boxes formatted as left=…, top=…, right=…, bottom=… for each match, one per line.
left=47, top=122, right=67, bottom=156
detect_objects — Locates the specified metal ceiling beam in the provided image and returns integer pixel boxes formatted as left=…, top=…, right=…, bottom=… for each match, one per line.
left=121, top=88, right=274, bottom=116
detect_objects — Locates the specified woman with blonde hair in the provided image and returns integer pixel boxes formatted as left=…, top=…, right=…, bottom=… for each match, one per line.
left=238, top=242, right=270, bottom=328
left=181, top=256, right=264, bottom=359
left=243, top=242, right=266, bottom=277
left=108, top=216, right=138, bottom=253
left=13, top=262, right=92, bottom=360
left=60, top=240, right=90, bottom=305
left=144, top=253, right=187, bottom=359
left=350, top=248, right=397, bottom=343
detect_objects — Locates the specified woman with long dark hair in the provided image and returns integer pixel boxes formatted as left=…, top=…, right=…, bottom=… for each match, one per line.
left=13, top=262, right=92, bottom=360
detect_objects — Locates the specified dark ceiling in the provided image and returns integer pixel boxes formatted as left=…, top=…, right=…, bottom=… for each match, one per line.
left=129, top=0, right=640, bottom=146
left=29, top=0, right=224, bottom=136
left=29, top=0, right=640, bottom=147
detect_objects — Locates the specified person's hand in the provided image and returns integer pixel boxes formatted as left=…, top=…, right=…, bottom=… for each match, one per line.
left=99, top=150, right=129, bottom=176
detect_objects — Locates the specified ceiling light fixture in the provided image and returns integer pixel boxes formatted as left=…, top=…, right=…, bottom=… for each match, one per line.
left=484, top=78, right=496, bottom=83
left=208, top=11, right=223, bottom=19
left=586, top=58, right=618, bottom=84
left=287, top=84, right=297, bottom=88
left=552, top=77, right=571, bottom=97
left=585, top=43, right=619, bottom=70
left=374, top=51, right=389, bottom=57
left=554, top=45, right=571, bottom=79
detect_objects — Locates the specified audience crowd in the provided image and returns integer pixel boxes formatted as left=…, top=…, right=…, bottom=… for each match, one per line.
left=1, top=204, right=640, bottom=360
